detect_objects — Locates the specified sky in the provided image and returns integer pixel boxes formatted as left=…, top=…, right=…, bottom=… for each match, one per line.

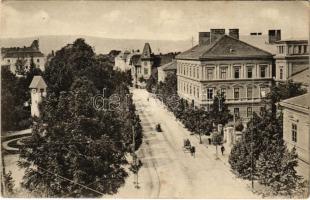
left=0, top=1, right=309, bottom=41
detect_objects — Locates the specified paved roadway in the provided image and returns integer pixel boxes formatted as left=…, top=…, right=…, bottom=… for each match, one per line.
left=110, top=89, right=258, bottom=198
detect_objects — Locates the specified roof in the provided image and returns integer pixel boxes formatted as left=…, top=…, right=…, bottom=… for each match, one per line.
left=3, top=51, right=44, bottom=58
left=176, top=35, right=273, bottom=60
left=1, top=40, right=44, bottom=58
left=29, top=76, right=47, bottom=89
left=239, top=35, right=278, bottom=54
left=130, top=54, right=141, bottom=66
left=280, top=93, right=310, bottom=112
left=159, top=60, right=177, bottom=71
left=141, top=43, right=152, bottom=59
left=275, top=38, right=308, bottom=44
left=289, top=68, right=310, bottom=86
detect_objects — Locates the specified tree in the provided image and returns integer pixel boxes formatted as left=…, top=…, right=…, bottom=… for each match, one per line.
left=256, top=144, right=304, bottom=196
left=267, top=80, right=307, bottom=113
left=146, top=69, right=157, bottom=93
left=210, top=92, right=233, bottom=126
left=229, top=111, right=282, bottom=179
left=15, top=58, right=27, bottom=75
left=3, top=171, right=15, bottom=196
left=1, top=68, right=31, bottom=131
left=18, top=39, right=143, bottom=197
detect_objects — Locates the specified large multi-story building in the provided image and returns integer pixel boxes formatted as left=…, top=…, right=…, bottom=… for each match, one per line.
left=1, top=40, right=45, bottom=74
left=175, top=29, right=274, bottom=120
left=279, top=93, right=310, bottom=180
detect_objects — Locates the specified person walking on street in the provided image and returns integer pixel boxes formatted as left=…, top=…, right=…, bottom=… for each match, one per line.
left=221, top=145, right=225, bottom=155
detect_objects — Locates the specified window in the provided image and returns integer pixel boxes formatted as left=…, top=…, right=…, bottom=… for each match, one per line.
left=292, top=123, right=297, bottom=143
left=207, top=88, right=213, bottom=100
left=234, top=88, right=239, bottom=100
left=193, top=87, right=196, bottom=96
left=260, top=107, right=266, bottom=116
left=234, top=108, right=240, bottom=118
left=234, top=67, right=240, bottom=79
left=220, top=68, right=227, bottom=79
left=247, top=87, right=253, bottom=99
left=189, top=66, right=192, bottom=77
left=190, top=85, right=192, bottom=94
left=220, top=88, right=226, bottom=98
left=37, top=59, right=40, bottom=63
left=247, top=107, right=252, bottom=117
left=260, top=87, right=267, bottom=98
left=260, top=65, right=267, bottom=78
left=298, top=45, right=302, bottom=54
left=144, top=61, right=147, bottom=66
left=247, top=66, right=253, bottom=78
left=193, top=67, right=196, bottom=78
left=197, top=89, right=199, bottom=98
left=7, top=59, right=10, bottom=63
left=197, top=68, right=199, bottom=79
left=144, top=68, right=148, bottom=75
left=304, top=45, right=308, bottom=53
left=279, top=67, right=283, bottom=80
left=207, top=69, right=213, bottom=80
left=279, top=46, right=284, bottom=54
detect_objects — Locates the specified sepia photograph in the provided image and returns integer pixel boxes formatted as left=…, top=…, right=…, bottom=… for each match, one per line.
left=0, top=0, right=309, bottom=198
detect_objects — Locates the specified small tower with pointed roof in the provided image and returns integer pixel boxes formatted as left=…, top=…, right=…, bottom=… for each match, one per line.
left=29, top=76, right=47, bottom=117
left=141, top=43, right=154, bottom=79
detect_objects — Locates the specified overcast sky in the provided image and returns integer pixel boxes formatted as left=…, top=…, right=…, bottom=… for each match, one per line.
left=0, top=1, right=308, bottom=41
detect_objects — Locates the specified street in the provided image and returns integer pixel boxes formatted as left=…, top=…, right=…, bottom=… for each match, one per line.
left=109, top=89, right=258, bottom=198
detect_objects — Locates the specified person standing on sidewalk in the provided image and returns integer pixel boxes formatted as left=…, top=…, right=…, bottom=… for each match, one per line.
left=221, top=145, right=225, bottom=155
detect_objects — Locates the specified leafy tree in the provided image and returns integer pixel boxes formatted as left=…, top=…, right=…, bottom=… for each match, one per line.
left=1, top=68, right=31, bottom=131
left=18, top=39, right=143, bottom=197
left=256, top=143, right=304, bottom=196
left=209, top=92, right=233, bottom=126
left=15, top=58, right=27, bottom=75
left=3, top=171, right=15, bottom=196
left=267, top=80, right=307, bottom=113
left=146, top=70, right=157, bottom=93
left=229, top=111, right=283, bottom=179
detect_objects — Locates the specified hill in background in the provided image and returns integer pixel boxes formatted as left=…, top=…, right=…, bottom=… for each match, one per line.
left=0, top=35, right=192, bottom=55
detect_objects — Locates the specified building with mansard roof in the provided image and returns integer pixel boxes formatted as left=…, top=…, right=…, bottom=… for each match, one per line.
left=1, top=40, right=45, bottom=75
left=176, top=28, right=274, bottom=120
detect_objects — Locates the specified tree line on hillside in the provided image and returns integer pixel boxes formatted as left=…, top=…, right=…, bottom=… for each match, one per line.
left=16, top=39, right=142, bottom=197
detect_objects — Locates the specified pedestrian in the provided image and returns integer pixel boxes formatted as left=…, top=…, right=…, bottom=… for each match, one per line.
left=208, top=138, right=211, bottom=145
left=147, top=97, right=149, bottom=102
left=191, top=146, right=195, bottom=157
left=221, top=145, right=225, bottom=155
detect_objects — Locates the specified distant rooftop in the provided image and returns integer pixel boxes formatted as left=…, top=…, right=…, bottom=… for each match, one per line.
left=1, top=40, right=44, bottom=58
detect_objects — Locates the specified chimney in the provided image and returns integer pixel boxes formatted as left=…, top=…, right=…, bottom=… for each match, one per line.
left=199, top=32, right=210, bottom=45
left=229, top=29, right=239, bottom=39
left=268, top=29, right=281, bottom=43
left=210, top=29, right=225, bottom=43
